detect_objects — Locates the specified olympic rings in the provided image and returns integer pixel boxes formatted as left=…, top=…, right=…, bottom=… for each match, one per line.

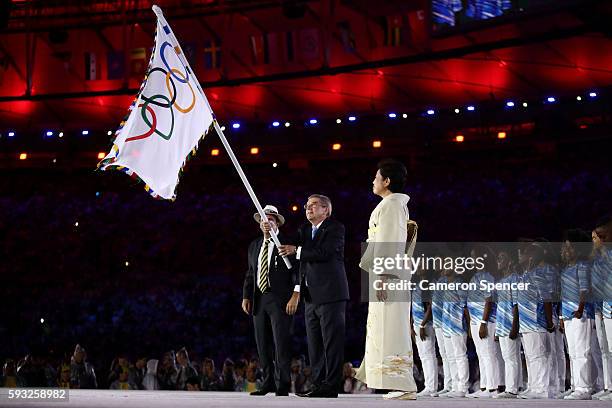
left=140, top=94, right=175, bottom=141
left=124, top=39, right=196, bottom=144
left=160, top=41, right=189, bottom=84
left=126, top=104, right=157, bottom=142
left=140, top=67, right=177, bottom=108
left=166, top=68, right=195, bottom=114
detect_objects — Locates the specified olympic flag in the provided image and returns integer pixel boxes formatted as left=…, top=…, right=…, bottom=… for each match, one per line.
left=98, top=6, right=293, bottom=268
left=97, top=6, right=214, bottom=200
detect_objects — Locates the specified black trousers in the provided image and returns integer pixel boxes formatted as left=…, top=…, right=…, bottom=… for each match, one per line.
left=253, top=292, right=293, bottom=392
left=304, top=300, right=346, bottom=392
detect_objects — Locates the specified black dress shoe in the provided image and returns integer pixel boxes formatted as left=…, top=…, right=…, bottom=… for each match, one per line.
left=250, top=388, right=274, bottom=396
left=296, top=386, right=319, bottom=397
left=306, top=388, right=338, bottom=398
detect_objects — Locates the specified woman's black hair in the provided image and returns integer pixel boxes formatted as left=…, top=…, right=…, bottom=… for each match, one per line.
left=377, top=159, right=407, bottom=193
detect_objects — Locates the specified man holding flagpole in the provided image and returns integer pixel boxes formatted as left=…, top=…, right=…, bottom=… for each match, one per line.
left=96, top=7, right=305, bottom=399
left=279, top=194, right=349, bottom=398
left=242, top=205, right=299, bottom=397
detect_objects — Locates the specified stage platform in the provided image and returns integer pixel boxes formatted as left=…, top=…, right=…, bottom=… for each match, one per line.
left=0, top=389, right=610, bottom=408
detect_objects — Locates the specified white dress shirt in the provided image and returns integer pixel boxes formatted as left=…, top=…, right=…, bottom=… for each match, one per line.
left=256, top=238, right=275, bottom=287
left=257, top=235, right=300, bottom=293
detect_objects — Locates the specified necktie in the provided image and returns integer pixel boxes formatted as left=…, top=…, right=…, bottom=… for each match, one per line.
left=311, top=226, right=318, bottom=240
left=258, top=239, right=271, bottom=292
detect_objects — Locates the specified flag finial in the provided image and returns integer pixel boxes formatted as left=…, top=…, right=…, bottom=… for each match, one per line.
left=152, top=5, right=163, bottom=18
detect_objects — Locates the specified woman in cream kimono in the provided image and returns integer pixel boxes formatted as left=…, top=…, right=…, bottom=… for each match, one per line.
left=355, top=159, right=418, bottom=400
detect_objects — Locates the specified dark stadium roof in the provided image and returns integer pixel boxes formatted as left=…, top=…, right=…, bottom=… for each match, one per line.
left=0, top=0, right=611, bottom=130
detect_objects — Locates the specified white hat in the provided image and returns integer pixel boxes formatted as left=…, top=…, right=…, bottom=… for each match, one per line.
left=253, top=205, right=285, bottom=226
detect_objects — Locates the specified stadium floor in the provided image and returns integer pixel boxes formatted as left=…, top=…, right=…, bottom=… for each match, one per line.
left=1, top=390, right=610, bottom=408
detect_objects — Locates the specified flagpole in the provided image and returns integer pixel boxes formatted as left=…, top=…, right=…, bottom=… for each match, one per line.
left=212, top=120, right=293, bottom=269
left=152, top=5, right=292, bottom=269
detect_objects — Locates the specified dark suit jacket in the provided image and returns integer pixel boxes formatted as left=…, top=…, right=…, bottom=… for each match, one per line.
left=243, top=234, right=299, bottom=315
left=297, top=218, right=350, bottom=305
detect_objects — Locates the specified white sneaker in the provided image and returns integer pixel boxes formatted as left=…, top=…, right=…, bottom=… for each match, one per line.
left=564, top=391, right=592, bottom=400
left=519, top=391, right=548, bottom=399
left=417, top=389, right=436, bottom=398
left=593, top=390, right=609, bottom=399
left=493, top=391, right=517, bottom=399
left=466, top=390, right=483, bottom=398
left=432, top=388, right=451, bottom=397
left=599, top=393, right=612, bottom=401
left=481, top=390, right=497, bottom=398
left=445, top=391, right=466, bottom=398
left=468, top=389, right=490, bottom=398
left=561, top=389, right=574, bottom=398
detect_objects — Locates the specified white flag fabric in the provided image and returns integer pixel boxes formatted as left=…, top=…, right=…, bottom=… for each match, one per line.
left=98, top=8, right=214, bottom=200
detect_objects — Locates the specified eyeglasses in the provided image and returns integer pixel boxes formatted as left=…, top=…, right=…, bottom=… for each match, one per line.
left=304, top=203, right=327, bottom=210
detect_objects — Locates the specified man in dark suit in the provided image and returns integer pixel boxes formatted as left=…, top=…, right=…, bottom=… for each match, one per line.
left=279, top=194, right=350, bottom=398
left=242, top=205, right=300, bottom=396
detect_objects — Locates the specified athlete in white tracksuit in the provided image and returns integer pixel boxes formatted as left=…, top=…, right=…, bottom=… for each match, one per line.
left=516, top=244, right=556, bottom=399
left=411, top=270, right=438, bottom=397
left=559, top=231, right=595, bottom=400
left=431, top=274, right=452, bottom=395
left=439, top=271, right=470, bottom=398
left=592, top=219, right=612, bottom=401
left=493, top=250, right=522, bottom=399
left=466, top=267, right=502, bottom=398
